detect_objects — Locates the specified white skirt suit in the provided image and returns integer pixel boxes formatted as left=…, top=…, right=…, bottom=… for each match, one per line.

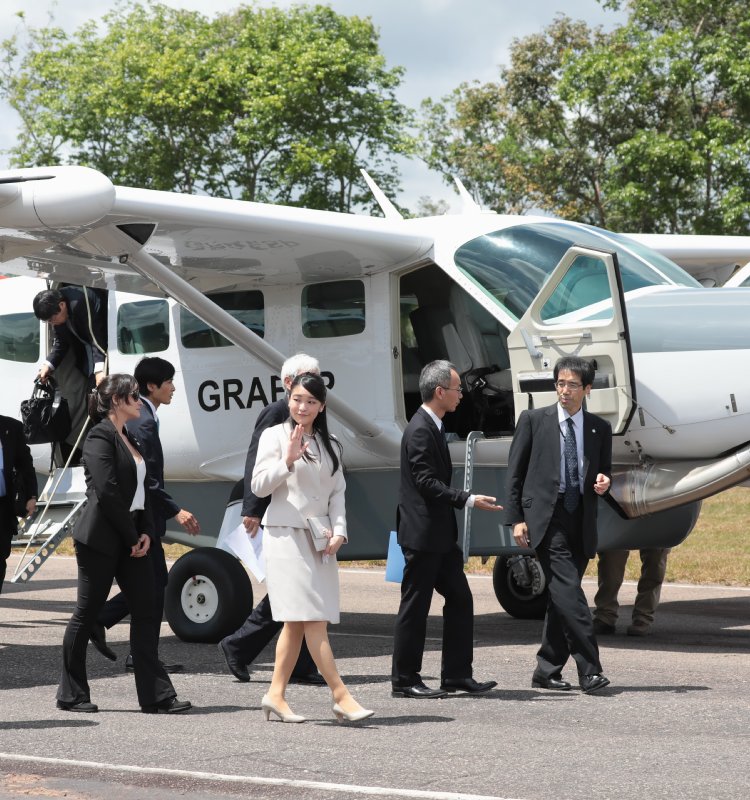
left=251, top=422, right=347, bottom=623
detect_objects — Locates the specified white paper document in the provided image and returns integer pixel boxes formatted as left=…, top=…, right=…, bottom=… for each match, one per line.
left=223, top=523, right=265, bottom=582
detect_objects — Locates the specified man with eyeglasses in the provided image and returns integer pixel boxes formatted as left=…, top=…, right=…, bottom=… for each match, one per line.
left=391, top=360, right=501, bottom=699
left=506, top=356, right=612, bottom=695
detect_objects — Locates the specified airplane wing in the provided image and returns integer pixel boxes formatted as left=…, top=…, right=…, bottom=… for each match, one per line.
left=0, top=166, right=433, bottom=295
left=624, top=232, right=750, bottom=286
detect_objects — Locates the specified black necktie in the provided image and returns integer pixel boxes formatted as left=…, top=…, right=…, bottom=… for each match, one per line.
left=564, top=418, right=579, bottom=512
left=439, top=425, right=450, bottom=459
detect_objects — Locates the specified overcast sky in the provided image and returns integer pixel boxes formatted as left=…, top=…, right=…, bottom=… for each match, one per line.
left=0, top=0, right=625, bottom=209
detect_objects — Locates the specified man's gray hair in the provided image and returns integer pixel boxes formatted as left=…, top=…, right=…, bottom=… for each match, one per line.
left=281, top=352, right=320, bottom=381
left=419, top=359, right=456, bottom=403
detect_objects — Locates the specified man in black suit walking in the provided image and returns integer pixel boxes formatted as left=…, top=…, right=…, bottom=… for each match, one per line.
left=391, top=359, right=501, bottom=698
left=91, top=358, right=199, bottom=672
left=217, top=353, right=322, bottom=685
left=0, top=415, right=38, bottom=593
left=506, top=356, right=612, bottom=694
left=33, top=286, right=108, bottom=463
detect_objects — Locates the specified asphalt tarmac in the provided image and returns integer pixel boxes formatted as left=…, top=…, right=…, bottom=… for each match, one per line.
left=0, top=553, right=748, bottom=800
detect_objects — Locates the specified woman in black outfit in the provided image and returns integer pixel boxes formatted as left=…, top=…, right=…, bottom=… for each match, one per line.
left=56, top=374, right=191, bottom=714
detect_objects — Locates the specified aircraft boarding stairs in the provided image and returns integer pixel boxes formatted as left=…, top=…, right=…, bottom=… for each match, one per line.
left=11, top=467, right=87, bottom=585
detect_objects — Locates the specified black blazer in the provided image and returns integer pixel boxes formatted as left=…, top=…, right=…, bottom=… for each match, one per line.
left=396, top=407, right=470, bottom=553
left=241, top=398, right=290, bottom=518
left=0, top=415, right=38, bottom=532
left=47, top=286, right=108, bottom=377
left=74, top=418, right=154, bottom=557
left=505, top=404, right=612, bottom=558
left=125, top=402, right=179, bottom=538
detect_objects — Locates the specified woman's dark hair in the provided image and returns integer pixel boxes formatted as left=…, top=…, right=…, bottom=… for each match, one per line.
left=287, top=372, right=342, bottom=474
left=88, top=373, right=138, bottom=423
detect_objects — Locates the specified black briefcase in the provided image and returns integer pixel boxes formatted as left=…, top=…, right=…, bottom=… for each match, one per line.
left=20, top=378, right=72, bottom=444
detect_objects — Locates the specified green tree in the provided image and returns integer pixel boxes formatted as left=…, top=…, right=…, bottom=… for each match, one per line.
left=421, top=1, right=750, bottom=234
left=0, top=1, right=414, bottom=213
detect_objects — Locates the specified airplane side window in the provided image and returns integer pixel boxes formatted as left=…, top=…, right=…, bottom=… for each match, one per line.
left=301, top=280, right=365, bottom=338
left=180, top=290, right=264, bottom=349
left=0, top=311, right=39, bottom=362
left=540, top=255, right=614, bottom=323
left=117, top=300, right=170, bottom=354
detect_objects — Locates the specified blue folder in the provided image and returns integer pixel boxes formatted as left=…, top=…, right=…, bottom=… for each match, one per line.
left=385, top=530, right=405, bottom=583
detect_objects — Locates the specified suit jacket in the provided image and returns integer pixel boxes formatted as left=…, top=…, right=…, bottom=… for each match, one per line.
left=505, top=403, right=612, bottom=558
left=125, top=402, right=179, bottom=538
left=74, top=418, right=155, bottom=557
left=396, top=407, right=470, bottom=553
left=47, top=286, right=108, bottom=378
left=0, top=415, right=38, bottom=532
left=241, top=399, right=289, bottom=518
left=251, top=422, right=347, bottom=539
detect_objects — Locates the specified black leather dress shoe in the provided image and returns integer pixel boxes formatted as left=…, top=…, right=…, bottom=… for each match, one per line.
left=218, top=640, right=250, bottom=682
left=289, top=671, right=326, bottom=686
left=141, top=696, right=192, bottom=714
left=57, top=699, right=98, bottom=713
left=532, top=674, right=572, bottom=691
left=391, top=681, right=447, bottom=699
left=125, top=654, right=183, bottom=674
left=89, top=623, right=117, bottom=661
left=580, top=674, right=611, bottom=694
left=440, top=677, right=498, bottom=694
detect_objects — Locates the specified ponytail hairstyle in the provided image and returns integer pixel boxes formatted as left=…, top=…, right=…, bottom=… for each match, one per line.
left=88, top=373, right=139, bottom=423
left=287, top=372, right=342, bottom=475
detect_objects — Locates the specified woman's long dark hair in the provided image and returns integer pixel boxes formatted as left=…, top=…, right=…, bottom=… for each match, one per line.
left=88, top=373, right=138, bottom=423
left=287, top=372, right=342, bottom=475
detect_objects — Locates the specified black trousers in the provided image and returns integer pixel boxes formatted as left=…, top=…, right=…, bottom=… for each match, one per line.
left=98, top=532, right=168, bottom=637
left=534, top=500, right=602, bottom=680
left=391, top=546, right=474, bottom=686
left=221, top=593, right=316, bottom=676
left=0, top=495, right=14, bottom=593
left=57, top=540, right=175, bottom=708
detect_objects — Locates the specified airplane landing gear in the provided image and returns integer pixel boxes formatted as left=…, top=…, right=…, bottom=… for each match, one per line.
left=492, top=554, right=547, bottom=619
left=165, top=547, right=253, bottom=642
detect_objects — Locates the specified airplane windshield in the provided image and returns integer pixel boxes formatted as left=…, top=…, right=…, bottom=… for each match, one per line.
left=453, top=222, right=700, bottom=321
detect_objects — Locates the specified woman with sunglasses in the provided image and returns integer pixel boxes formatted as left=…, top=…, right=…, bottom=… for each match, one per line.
left=56, top=374, right=191, bottom=714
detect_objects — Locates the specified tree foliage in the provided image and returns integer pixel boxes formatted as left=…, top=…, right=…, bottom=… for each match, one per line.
left=421, top=0, right=750, bottom=233
left=0, top=1, right=414, bottom=213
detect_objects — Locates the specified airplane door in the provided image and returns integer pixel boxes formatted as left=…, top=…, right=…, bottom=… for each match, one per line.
left=506, top=246, right=635, bottom=434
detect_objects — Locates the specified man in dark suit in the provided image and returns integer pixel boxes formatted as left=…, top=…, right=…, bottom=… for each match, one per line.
left=391, top=359, right=501, bottom=698
left=218, top=353, right=322, bottom=685
left=91, top=358, right=199, bottom=672
left=33, top=286, right=108, bottom=463
left=0, top=415, right=38, bottom=593
left=506, top=356, right=612, bottom=694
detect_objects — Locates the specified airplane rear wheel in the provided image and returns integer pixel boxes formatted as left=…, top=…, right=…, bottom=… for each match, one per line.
left=492, top=555, right=547, bottom=620
left=165, top=547, right=253, bottom=643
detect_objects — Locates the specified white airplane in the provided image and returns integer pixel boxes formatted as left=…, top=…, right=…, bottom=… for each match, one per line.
left=2, top=164, right=750, bottom=641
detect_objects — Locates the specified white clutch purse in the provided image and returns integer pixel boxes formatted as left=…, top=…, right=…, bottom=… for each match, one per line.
left=306, top=516, right=332, bottom=552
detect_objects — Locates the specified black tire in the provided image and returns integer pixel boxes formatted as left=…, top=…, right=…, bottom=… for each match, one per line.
left=165, top=547, right=253, bottom=643
left=492, top=555, right=547, bottom=620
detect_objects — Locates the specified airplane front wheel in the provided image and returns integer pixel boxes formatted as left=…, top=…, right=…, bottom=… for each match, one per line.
left=492, top=555, right=548, bottom=620
left=165, top=547, right=253, bottom=643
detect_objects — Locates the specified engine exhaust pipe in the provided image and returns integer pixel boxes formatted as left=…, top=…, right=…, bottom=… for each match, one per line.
left=610, top=442, right=750, bottom=518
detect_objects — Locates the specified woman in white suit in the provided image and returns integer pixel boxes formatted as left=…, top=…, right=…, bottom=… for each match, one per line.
left=252, top=372, right=373, bottom=724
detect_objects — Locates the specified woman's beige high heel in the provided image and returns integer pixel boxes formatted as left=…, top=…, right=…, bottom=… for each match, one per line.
left=261, top=694, right=306, bottom=723
left=332, top=702, right=374, bottom=723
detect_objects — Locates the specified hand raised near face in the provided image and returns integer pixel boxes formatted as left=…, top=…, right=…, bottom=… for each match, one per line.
left=285, top=424, right=309, bottom=470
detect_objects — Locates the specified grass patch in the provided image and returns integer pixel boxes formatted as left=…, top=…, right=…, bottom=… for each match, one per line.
left=46, top=488, right=750, bottom=585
